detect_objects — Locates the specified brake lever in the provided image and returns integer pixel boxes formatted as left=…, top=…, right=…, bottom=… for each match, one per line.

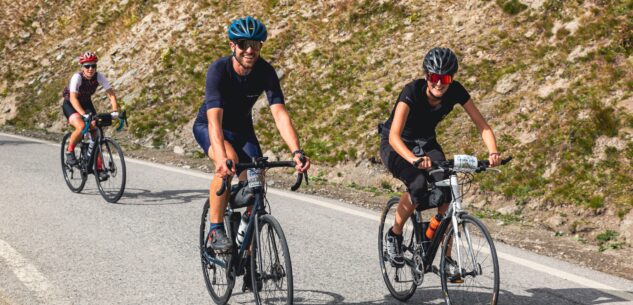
left=215, top=160, right=234, bottom=196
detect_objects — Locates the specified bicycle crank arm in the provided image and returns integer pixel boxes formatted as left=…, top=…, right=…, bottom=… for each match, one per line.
left=201, top=251, right=228, bottom=269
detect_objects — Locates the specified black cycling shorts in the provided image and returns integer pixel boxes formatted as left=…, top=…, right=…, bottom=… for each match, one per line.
left=379, top=135, right=450, bottom=209
left=61, top=100, right=96, bottom=121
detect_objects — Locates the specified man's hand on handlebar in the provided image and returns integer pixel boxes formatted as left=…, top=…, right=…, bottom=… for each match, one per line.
left=292, top=152, right=310, bottom=173
left=214, top=157, right=235, bottom=178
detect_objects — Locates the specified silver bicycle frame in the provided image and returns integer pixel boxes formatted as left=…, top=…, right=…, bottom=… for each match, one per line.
left=436, top=174, right=478, bottom=277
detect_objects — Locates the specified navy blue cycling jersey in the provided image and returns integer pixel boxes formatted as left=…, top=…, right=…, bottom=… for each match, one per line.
left=383, top=79, right=470, bottom=141
left=194, top=56, right=284, bottom=134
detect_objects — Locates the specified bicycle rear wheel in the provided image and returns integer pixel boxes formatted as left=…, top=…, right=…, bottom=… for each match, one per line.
left=200, top=199, right=235, bottom=304
left=378, top=197, right=417, bottom=301
left=94, top=138, right=126, bottom=203
left=61, top=132, right=87, bottom=192
left=251, top=214, right=293, bottom=305
left=440, top=214, right=499, bottom=305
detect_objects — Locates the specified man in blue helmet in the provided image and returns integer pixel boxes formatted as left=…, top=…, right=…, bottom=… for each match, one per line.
left=193, top=16, right=310, bottom=255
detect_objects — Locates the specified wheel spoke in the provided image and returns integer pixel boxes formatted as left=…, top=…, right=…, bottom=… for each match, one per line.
left=441, top=215, right=499, bottom=305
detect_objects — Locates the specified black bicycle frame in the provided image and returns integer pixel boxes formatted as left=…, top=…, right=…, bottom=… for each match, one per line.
left=409, top=208, right=457, bottom=271
left=203, top=188, right=266, bottom=271
left=80, top=127, right=104, bottom=171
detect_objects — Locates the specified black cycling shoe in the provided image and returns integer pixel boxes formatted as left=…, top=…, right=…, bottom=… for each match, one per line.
left=242, top=263, right=263, bottom=292
left=444, top=256, right=464, bottom=283
left=385, top=228, right=405, bottom=268
left=66, top=152, right=79, bottom=167
left=97, top=170, right=110, bottom=181
left=208, top=229, right=232, bottom=252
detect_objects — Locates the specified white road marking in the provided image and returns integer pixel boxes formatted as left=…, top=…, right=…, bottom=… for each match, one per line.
left=496, top=251, right=633, bottom=300
left=0, top=239, right=52, bottom=299
left=3, top=132, right=633, bottom=300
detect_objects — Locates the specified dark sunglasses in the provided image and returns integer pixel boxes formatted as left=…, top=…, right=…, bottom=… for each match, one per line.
left=427, top=73, right=453, bottom=85
left=82, top=64, right=97, bottom=69
left=235, top=39, right=262, bottom=51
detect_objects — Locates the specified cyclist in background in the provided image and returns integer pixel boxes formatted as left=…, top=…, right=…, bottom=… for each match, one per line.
left=62, top=51, right=119, bottom=180
left=379, top=47, right=501, bottom=267
left=193, top=16, right=310, bottom=258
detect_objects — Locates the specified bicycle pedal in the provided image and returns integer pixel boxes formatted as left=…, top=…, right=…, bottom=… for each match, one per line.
left=448, top=277, right=464, bottom=284
left=431, top=265, right=440, bottom=275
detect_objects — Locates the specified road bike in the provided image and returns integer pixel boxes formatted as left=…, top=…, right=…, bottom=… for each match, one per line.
left=200, top=157, right=308, bottom=305
left=61, top=111, right=128, bottom=203
left=378, top=154, right=511, bottom=305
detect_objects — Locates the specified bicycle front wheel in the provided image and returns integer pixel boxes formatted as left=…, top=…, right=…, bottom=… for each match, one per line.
left=61, top=132, right=87, bottom=193
left=94, top=138, right=126, bottom=203
left=440, top=214, right=499, bottom=305
left=251, top=214, right=293, bottom=305
left=378, top=197, right=417, bottom=301
left=200, top=199, right=235, bottom=304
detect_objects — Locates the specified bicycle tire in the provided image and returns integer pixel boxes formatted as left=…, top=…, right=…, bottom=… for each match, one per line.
left=251, top=214, right=293, bottom=305
left=200, top=199, right=235, bottom=304
left=440, top=214, right=499, bottom=305
left=378, top=197, right=417, bottom=301
left=94, top=138, right=126, bottom=203
left=61, top=132, right=87, bottom=193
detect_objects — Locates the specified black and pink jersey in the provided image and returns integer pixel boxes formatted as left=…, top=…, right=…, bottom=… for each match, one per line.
left=62, top=72, right=112, bottom=111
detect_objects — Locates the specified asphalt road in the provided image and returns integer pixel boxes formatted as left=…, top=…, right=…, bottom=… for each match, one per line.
left=1, top=133, right=632, bottom=305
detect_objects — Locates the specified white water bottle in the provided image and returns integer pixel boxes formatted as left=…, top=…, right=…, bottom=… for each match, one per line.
left=86, top=138, right=95, bottom=159
left=236, top=213, right=249, bottom=247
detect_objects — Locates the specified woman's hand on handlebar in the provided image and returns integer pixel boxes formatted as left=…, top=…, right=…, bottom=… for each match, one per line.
left=488, top=152, right=501, bottom=167
left=412, top=156, right=432, bottom=170
left=214, top=157, right=235, bottom=178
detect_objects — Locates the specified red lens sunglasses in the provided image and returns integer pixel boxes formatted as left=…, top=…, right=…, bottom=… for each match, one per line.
left=427, top=73, right=453, bottom=85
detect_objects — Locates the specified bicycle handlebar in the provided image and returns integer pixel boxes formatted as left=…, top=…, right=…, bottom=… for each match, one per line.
left=80, top=111, right=128, bottom=134
left=216, top=160, right=234, bottom=196
left=215, top=157, right=308, bottom=196
left=116, top=110, right=128, bottom=132
left=429, top=156, right=513, bottom=176
left=80, top=113, right=94, bottom=135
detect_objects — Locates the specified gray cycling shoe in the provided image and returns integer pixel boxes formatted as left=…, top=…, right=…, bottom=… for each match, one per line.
left=385, top=228, right=405, bottom=267
left=66, top=152, right=78, bottom=167
left=208, top=229, right=232, bottom=252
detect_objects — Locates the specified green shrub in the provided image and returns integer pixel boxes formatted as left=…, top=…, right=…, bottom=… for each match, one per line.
left=496, top=0, right=528, bottom=15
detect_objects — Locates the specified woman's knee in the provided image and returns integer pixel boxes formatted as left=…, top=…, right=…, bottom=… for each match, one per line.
left=408, top=175, right=428, bottom=206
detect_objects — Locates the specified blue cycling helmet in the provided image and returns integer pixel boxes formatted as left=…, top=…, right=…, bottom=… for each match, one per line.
left=228, top=16, right=267, bottom=42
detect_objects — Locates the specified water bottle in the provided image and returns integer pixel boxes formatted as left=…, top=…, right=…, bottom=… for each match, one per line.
left=236, top=212, right=249, bottom=247
left=85, top=134, right=95, bottom=159
left=425, top=214, right=443, bottom=239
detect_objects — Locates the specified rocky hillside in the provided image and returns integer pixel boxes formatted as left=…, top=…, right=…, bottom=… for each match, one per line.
left=1, top=0, right=632, bottom=247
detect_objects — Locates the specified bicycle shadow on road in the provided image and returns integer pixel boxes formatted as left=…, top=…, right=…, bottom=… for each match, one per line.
left=225, top=286, right=633, bottom=305
left=116, top=188, right=207, bottom=206
left=226, top=288, right=443, bottom=305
